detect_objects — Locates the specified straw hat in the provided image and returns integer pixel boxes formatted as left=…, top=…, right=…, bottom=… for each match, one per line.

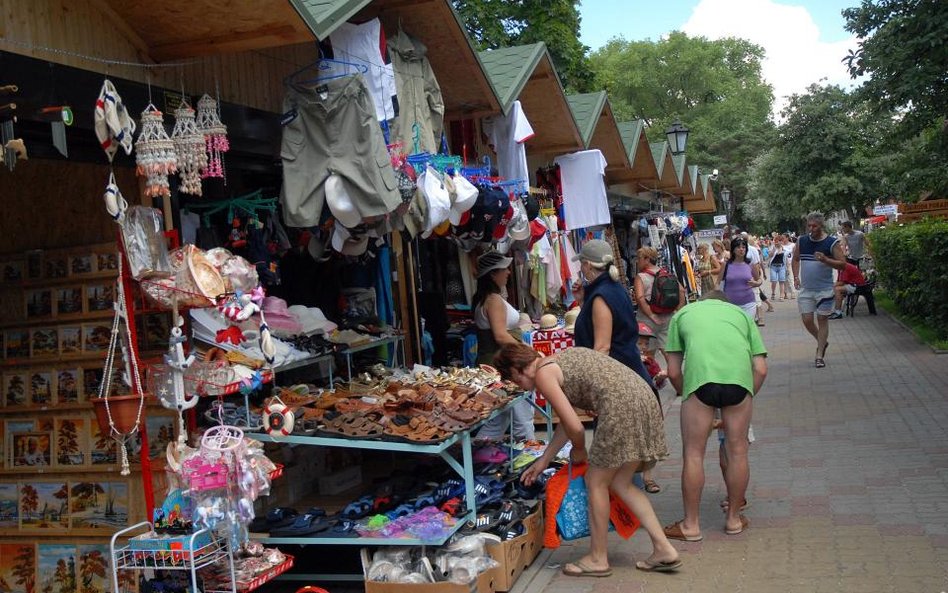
left=564, top=308, right=580, bottom=333
left=331, top=224, right=369, bottom=256
left=539, top=314, right=560, bottom=330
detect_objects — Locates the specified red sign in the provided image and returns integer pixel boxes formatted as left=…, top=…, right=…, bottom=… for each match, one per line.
left=530, top=329, right=574, bottom=406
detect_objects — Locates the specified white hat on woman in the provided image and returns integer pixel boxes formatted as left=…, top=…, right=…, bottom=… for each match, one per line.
left=476, top=251, right=513, bottom=278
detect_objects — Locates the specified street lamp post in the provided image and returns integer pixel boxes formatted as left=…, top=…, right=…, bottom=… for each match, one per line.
left=665, top=119, right=689, bottom=155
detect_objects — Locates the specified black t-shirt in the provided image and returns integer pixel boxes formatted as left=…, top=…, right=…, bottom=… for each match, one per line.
left=771, top=252, right=784, bottom=266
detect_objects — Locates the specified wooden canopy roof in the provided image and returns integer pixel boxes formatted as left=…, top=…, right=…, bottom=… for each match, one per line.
left=649, top=141, right=681, bottom=190
left=615, top=120, right=661, bottom=187
left=479, top=43, right=583, bottom=155
left=685, top=173, right=718, bottom=214
left=566, top=92, right=631, bottom=181
left=670, top=154, right=691, bottom=197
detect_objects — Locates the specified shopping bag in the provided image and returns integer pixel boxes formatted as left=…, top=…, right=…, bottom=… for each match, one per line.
left=555, top=464, right=591, bottom=541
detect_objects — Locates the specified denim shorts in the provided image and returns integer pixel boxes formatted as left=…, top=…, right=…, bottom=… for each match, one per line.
left=769, top=265, right=786, bottom=282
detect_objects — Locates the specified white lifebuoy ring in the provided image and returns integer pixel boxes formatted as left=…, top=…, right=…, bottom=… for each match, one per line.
left=264, top=400, right=294, bottom=436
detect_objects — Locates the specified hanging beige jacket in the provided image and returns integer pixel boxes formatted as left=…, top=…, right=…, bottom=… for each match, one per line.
left=388, top=27, right=444, bottom=154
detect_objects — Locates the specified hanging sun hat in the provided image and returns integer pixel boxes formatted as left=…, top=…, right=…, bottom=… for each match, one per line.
left=492, top=204, right=515, bottom=240
left=539, top=314, right=560, bottom=330
left=94, top=79, right=136, bottom=162
left=449, top=173, right=479, bottom=225
left=476, top=251, right=513, bottom=278
left=325, top=173, right=362, bottom=228
left=528, top=218, right=548, bottom=249
left=181, top=245, right=226, bottom=303
left=331, top=224, right=369, bottom=256
left=517, top=312, right=534, bottom=331
left=564, top=308, right=580, bottom=333
left=508, top=200, right=530, bottom=241
left=494, top=233, right=512, bottom=255
left=637, top=321, right=656, bottom=338
left=421, top=166, right=452, bottom=238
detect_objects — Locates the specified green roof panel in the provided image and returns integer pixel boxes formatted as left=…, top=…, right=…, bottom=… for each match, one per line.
left=650, top=141, right=669, bottom=176
left=288, top=0, right=371, bottom=40
left=566, top=92, right=607, bottom=147
left=672, top=153, right=687, bottom=185
left=478, top=43, right=547, bottom=113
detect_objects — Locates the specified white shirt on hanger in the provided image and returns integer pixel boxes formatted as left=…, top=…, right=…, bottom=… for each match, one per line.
left=554, top=149, right=610, bottom=231
left=329, top=19, right=397, bottom=121
left=482, top=101, right=534, bottom=191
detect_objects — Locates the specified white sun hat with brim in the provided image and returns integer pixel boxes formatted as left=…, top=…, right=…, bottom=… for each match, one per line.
left=449, top=172, right=479, bottom=225
left=508, top=200, right=530, bottom=241
left=287, top=305, right=337, bottom=335
left=325, top=173, right=362, bottom=228
left=331, top=224, right=369, bottom=256
left=539, top=313, right=561, bottom=330
left=421, top=166, right=452, bottom=238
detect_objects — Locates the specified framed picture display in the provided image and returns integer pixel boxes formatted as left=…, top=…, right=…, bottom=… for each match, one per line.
left=28, top=370, right=54, bottom=406
left=96, top=251, right=119, bottom=273
left=85, top=283, right=114, bottom=313
left=55, top=418, right=87, bottom=465
left=19, top=482, right=67, bottom=528
left=0, top=483, right=18, bottom=527
left=26, top=251, right=44, bottom=280
left=1, top=259, right=24, bottom=282
left=10, top=432, right=52, bottom=468
left=55, top=286, right=84, bottom=315
left=25, top=288, right=53, bottom=319
left=83, top=368, right=103, bottom=398
left=71, top=481, right=127, bottom=528
left=45, top=254, right=68, bottom=279
left=3, top=373, right=29, bottom=406
left=4, top=330, right=29, bottom=359
left=0, top=543, right=35, bottom=587
left=59, top=326, right=82, bottom=354
left=57, top=368, right=81, bottom=403
left=69, top=254, right=95, bottom=276
left=77, top=545, right=111, bottom=593
left=89, top=419, right=116, bottom=465
left=82, top=323, right=110, bottom=352
left=30, top=327, right=59, bottom=357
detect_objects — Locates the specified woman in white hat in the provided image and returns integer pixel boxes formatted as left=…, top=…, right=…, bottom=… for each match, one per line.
left=472, top=251, right=535, bottom=441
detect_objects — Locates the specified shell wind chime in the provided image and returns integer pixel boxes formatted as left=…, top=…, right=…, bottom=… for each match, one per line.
left=196, top=94, right=229, bottom=180
left=135, top=106, right=178, bottom=198
left=170, top=102, right=207, bottom=196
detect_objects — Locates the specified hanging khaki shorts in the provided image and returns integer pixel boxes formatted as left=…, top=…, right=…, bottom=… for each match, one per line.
left=280, top=75, right=400, bottom=228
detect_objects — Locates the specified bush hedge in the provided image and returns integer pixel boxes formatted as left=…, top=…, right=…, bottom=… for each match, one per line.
left=869, top=218, right=948, bottom=339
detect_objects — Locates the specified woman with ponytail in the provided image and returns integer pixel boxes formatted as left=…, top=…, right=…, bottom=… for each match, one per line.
left=572, top=240, right=654, bottom=387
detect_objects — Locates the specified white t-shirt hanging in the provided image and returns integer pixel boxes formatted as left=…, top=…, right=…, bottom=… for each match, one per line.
left=554, top=149, right=610, bottom=231
left=329, top=19, right=397, bottom=121
left=482, top=101, right=534, bottom=191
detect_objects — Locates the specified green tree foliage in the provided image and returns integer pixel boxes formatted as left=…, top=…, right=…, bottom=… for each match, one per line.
left=589, top=32, right=775, bottom=225
left=452, top=0, right=593, bottom=92
left=843, top=0, right=948, bottom=139
left=842, top=0, right=948, bottom=198
left=743, top=84, right=893, bottom=230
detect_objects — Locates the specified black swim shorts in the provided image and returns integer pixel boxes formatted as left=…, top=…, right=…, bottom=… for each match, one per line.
left=694, top=383, right=749, bottom=408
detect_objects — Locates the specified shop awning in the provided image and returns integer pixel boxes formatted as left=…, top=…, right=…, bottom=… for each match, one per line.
left=566, top=92, right=631, bottom=181
left=109, top=1, right=316, bottom=61
left=686, top=174, right=718, bottom=214
left=479, top=44, right=584, bottom=154
left=614, top=120, right=661, bottom=187
left=649, top=141, right=680, bottom=190
left=669, top=154, right=692, bottom=197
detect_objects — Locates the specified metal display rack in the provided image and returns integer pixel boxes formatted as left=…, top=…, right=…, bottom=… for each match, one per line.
left=110, top=522, right=236, bottom=593
left=338, top=335, right=405, bottom=381
left=246, top=394, right=525, bottom=547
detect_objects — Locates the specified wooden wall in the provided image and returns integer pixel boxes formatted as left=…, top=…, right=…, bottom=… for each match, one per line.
left=0, top=161, right=139, bottom=254
left=0, top=0, right=317, bottom=114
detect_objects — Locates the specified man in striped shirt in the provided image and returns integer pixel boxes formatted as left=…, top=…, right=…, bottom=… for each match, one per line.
left=792, top=212, right=846, bottom=368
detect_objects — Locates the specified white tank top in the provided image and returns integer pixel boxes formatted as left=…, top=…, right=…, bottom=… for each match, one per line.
left=474, top=295, right=520, bottom=330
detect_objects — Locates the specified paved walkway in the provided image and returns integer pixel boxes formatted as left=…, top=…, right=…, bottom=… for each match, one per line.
left=517, top=297, right=948, bottom=593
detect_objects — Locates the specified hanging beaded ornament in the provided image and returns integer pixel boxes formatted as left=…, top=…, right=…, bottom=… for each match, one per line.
left=170, top=102, right=207, bottom=196
left=135, top=106, right=178, bottom=198
left=196, top=94, right=229, bottom=180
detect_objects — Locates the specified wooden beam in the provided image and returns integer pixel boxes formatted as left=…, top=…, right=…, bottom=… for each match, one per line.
left=150, top=24, right=313, bottom=61
left=89, top=0, right=155, bottom=63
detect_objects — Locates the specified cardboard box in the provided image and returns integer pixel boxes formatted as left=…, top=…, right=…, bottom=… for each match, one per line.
left=364, top=566, right=499, bottom=593
left=486, top=507, right=544, bottom=592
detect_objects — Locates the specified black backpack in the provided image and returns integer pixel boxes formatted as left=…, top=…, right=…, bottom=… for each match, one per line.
left=647, top=268, right=680, bottom=313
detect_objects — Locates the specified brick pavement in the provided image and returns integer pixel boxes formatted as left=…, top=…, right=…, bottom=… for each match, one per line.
left=517, top=298, right=948, bottom=593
